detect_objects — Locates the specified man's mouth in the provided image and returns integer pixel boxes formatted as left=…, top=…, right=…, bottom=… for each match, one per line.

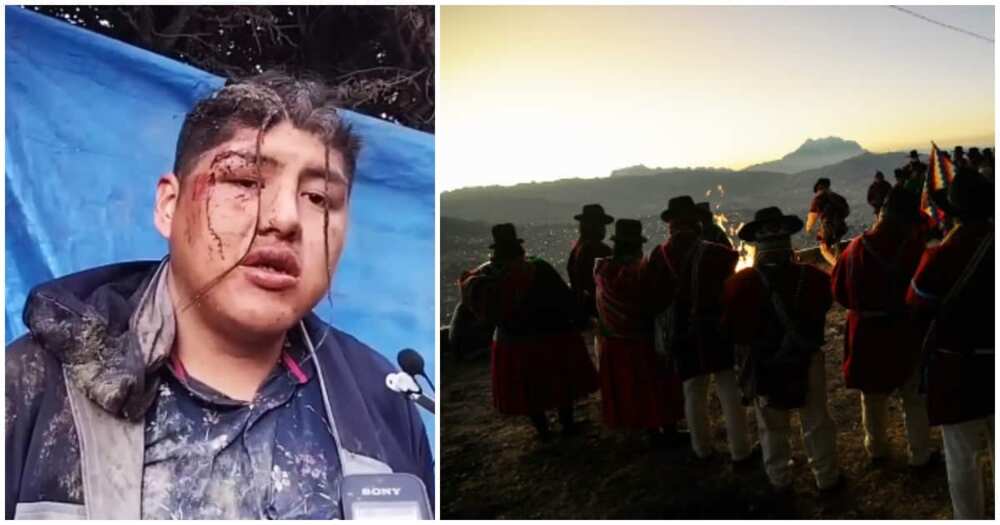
left=240, top=247, right=301, bottom=290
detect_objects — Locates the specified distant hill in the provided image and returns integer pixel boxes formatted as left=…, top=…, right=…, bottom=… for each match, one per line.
left=441, top=149, right=917, bottom=227
left=744, top=137, right=865, bottom=174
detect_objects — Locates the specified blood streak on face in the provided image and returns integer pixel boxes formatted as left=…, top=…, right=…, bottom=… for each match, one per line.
left=165, top=123, right=349, bottom=344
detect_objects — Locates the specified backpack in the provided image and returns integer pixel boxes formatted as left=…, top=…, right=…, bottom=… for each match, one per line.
left=738, top=266, right=822, bottom=409
left=821, top=192, right=850, bottom=241
left=653, top=242, right=703, bottom=367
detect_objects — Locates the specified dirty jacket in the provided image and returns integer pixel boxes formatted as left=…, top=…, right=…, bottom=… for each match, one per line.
left=5, top=260, right=434, bottom=519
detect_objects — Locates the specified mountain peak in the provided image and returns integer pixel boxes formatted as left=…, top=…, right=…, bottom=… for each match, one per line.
left=745, top=136, right=865, bottom=174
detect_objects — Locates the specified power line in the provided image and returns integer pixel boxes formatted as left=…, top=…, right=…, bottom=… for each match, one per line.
left=888, top=5, right=994, bottom=44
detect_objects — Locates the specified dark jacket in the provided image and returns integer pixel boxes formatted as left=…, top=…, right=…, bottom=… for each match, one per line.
left=6, top=260, right=434, bottom=519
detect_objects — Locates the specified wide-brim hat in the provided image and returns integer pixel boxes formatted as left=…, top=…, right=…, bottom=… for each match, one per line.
left=661, top=195, right=712, bottom=223
left=933, top=168, right=993, bottom=219
left=738, top=207, right=804, bottom=242
left=813, top=177, right=831, bottom=193
left=609, top=218, right=647, bottom=243
left=489, top=223, right=524, bottom=249
left=574, top=203, right=614, bottom=224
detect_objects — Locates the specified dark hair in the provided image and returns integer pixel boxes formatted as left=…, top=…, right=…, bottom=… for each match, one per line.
left=173, top=70, right=362, bottom=184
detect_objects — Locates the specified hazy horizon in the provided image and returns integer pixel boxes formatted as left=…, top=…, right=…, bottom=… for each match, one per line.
left=440, top=6, right=995, bottom=192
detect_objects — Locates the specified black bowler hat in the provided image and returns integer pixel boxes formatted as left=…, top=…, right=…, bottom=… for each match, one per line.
left=908, top=150, right=920, bottom=159
left=814, top=177, right=831, bottom=193
left=610, top=219, right=647, bottom=244
left=660, top=196, right=712, bottom=223
left=574, top=203, right=614, bottom=224
left=738, top=207, right=804, bottom=242
left=489, top=223, right=524, bottom=249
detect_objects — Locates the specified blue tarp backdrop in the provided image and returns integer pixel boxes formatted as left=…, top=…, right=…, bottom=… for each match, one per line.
left=5, top=7, right=436, bottom=443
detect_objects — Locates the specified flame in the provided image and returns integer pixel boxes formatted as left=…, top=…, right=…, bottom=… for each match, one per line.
left=718, top=217, right=754, bottom=271
left=735, top=243, right=755, bottom=271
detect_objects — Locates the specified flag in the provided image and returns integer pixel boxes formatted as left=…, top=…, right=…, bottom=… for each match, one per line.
left=921, top=142, right=952, bottom=226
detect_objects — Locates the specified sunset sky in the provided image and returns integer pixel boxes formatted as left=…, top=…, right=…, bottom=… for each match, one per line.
left=439, top=6, right=995, bottom=191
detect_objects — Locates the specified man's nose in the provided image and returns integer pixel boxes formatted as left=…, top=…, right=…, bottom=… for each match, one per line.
left=259, top=180, right=301, bottom=239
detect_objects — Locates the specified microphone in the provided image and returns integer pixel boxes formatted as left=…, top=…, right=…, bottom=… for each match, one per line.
left=398, top=348, right=434, bottom=392
left=386, top=349, right=435, bottom=414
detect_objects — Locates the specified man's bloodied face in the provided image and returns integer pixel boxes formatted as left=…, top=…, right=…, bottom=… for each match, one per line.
left=160, top=120, right=349, bottom=338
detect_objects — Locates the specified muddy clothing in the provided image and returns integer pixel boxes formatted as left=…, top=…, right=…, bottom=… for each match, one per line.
left=593, top=256, right=683, bottom=429
left=906, top=222, right=994, bottom=427
left=701, top=223, right=733, bottom=249
left=831, top=227, right=926, bottom=393
left=461, top=257, right=597, bottom=415
left=140, top=347, right=341, bottom=519
left=567, top=239, right=612, bottom=317
left=5, top=261, right=434, bottom=520
left=809, top=191, right=850, bottom=246
left=646, top=231, right=739, bottom=381
left=867, top=179, right=892, bottom=215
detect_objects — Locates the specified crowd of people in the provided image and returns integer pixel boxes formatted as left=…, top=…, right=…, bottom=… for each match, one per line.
left=448, top=145, right=994, bottom=519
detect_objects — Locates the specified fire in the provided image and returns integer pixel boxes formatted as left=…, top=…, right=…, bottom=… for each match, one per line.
left=735, top=242, right=755, bottom=271
left=716, top=216, right=755, bottom=271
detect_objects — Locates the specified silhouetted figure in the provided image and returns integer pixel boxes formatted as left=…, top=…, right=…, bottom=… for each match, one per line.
left=697, top=201, right=733, bottom=248
left=867, top=171, right=892, bottom=218
left=967, top=147, right=983, bottom=170
left=567, top=204, right=614, bottom=318
left=903, top=150, right=928, bottom=195
left=646, top=196, right=751, bottom=463
left=831, top=187, right=932, bottom=468
left=593, top=219, right=686, bottom=445
left=953, top=146, right=967, bottom=169
left=805, top=177, right=850, bottom=265
left=907, top=169, right=994, bottom=519
left=723, top=207, right=841, bottom=491
left=893, top=167, right=909, bottom=189
left=460, top=224, right=598, bottom=439
left=980, top=148, right=994, bottom=184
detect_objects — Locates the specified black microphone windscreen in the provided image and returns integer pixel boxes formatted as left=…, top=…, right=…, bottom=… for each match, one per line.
left=397, top=348, right=424, bottom=376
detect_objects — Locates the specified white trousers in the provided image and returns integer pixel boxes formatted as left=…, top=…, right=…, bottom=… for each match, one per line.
left=942, top=416, right=994, bottom=520
left=754, top=351, right=840, bottom=489
left=683, top=369, right=751, bottom=461
left=860, top=369, right=931, bottom=465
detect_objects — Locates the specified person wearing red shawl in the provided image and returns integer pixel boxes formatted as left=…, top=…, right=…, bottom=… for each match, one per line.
left=831, top=187, right=932, bottom=467
left=722, top=207, right=842, bottom=492
left=592, top=218, right=686, bottom=445
left=645, top=196, right=751, bottom=463
left=460, top=223, right=599, bottom=440
left=907, top=169, right=994, bottom=520
left=567, top=204, right=614, bottom=318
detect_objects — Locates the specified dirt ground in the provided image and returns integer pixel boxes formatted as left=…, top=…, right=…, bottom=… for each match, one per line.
left=440, top=306, right=995, bottom=519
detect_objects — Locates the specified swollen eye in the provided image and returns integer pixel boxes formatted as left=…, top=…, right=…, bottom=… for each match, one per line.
left=304, top=192, right=327, bottom=207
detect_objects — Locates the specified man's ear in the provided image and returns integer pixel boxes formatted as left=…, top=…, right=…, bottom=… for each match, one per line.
left=154, top=173, right=181, bottom=240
